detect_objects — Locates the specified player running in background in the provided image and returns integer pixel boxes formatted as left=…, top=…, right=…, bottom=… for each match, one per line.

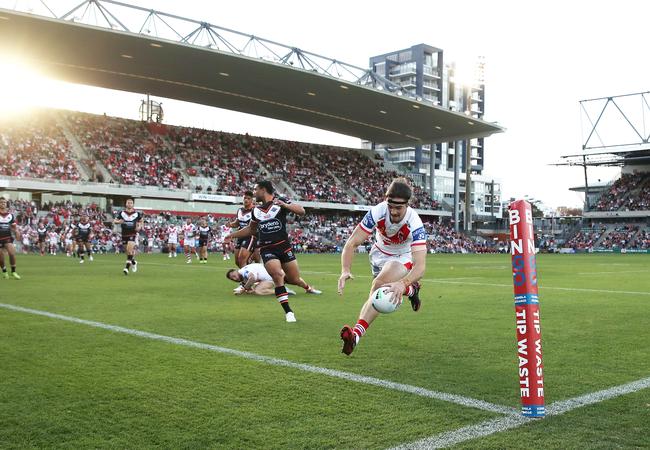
left=220, top=221, right=233, bottom=261
left=0, top=198, right=22, bottom=279
left=64, top=222, right=75, bottom=257
left=20, top=225, right=32, bottom=254
left=197, top=217, right=211, bottom=264
left=225, top=180, right=321, bottom=323
left=182, top=217, right=197, bottom=264
left=48, top=228, right=59, bottom=255
left=113, top=198, right=143, bottom=275
left=338, top=178, right=426, bottom=356
left=166, top=221, right=179, bottom=258
left=226, top=263, right=296, bottom=296
left=37, top=220, right=49, bottom=256
left=74, top=214, right=94, bottom=263
left=228, top=191, right=259, bottom=268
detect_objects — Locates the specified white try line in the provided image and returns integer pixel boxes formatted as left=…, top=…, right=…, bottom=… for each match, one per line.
left=0, top=302, right=515, bottom=416
left=391, top=376, right=650, bottom=449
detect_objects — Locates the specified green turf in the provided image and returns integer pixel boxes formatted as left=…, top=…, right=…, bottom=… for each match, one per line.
left=1, top=252, right=648, bottom=448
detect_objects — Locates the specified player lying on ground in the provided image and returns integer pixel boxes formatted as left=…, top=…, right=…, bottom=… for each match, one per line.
left=226, top=263, right=297, bottom=296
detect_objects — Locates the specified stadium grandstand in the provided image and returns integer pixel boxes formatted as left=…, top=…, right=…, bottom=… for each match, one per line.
left=556, top=91, right=650, bottom=253
left=0, top=1, right=505, bottom=254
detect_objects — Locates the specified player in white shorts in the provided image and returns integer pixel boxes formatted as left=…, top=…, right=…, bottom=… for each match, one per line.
left=21, top=227, right=31, bottom=254
left=337, top=178, right=427, bottom=355
left=220, top=222, right=232, bottom=260
left=167, top=223, right=179, bottom=258
left=182, top=218, right=196, bottom=263
left=48, top=230, right=59, bottom=255
left=226, top=263, right=296, bottom=296
left=64, top=226, right=74, bottom=257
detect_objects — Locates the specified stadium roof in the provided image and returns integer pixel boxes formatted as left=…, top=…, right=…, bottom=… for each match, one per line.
left=555, top=146, right=650, bottom=167
left=0, top=8, right=504, bottom=146
left=557, top=91, right=650, bottom=167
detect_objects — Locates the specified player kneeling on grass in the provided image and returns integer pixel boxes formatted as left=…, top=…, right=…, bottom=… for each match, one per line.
left=338, top=178, right=427, bottom=355
left=226, top=263, right=297, bottom=296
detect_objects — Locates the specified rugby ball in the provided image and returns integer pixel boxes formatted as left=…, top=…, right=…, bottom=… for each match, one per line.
left=371, top=286, right=402, bottom=314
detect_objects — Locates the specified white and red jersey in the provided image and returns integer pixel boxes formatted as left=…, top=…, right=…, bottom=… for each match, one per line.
left=182, top=222, right=196, bottom=239
left=358, top=201, right=427, bottom=256
left=167, top=225, right=180, bottom=241
left=238, top=263, right=272, bottom=283
left=220, top=224, right=232, bottom=239
left=48, top=231, right=59, bottom=244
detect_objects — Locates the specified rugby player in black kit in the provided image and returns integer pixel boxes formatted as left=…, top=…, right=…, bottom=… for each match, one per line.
left=228, top=191, right=259, bottom=268
left=113, top=198, right=143, bottom=275
left=225, top=181, right=321, bottom=322
left=0, top=198, right=21, bottom=279
left=74, top=214, right=94, bottom=264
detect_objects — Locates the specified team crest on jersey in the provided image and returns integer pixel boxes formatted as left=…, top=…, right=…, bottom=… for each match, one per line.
left=0, top=213, right=14, bottom=225
left=121, top=211, right=139, bottom=221
left=256, top=205, right=281, bottom=221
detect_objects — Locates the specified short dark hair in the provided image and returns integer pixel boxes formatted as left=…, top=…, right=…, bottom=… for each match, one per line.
left=256, top=180, right=274, bottom=195
left=226, top=268, right=239, bottom=280
left=244, top=190, right=254, bottom=197
left=385, top=178, right=412, bottom=202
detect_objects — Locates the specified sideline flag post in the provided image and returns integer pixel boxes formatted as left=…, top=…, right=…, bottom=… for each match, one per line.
left=509, top=200, right=545, bottom=418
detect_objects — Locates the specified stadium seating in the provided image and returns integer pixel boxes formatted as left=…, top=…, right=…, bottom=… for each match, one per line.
left=0, top=113, right=80, bottom=181
left=167, top=126, right=258, bottom=195
left=594, top=172, right=650, bottom=211
left=66, top=112, right=186, bottom=189
left=598, top=225, right=640, bottom=250
left=61, top=110, right=439, bottom=208
left=565, top=226, right=607, bottom=250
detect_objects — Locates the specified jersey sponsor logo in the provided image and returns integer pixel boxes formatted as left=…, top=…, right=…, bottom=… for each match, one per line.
left=412, top=226, right=427, bottom=242
left=361, top=211, right=375, bottom=230
left=258, top=219, right=282, bottom=234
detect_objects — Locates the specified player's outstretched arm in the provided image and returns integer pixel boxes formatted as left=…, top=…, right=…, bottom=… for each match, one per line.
left=338, top=226, right=369, bottom=295
left=275, top=198, right=305, bottom=216
left=226, top=224, right=254, bottom=241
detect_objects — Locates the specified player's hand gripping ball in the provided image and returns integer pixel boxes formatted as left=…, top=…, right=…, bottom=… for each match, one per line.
left=371, top=286, right=402, bottom=314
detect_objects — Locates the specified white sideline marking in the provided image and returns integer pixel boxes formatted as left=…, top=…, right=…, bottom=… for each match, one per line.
left=578, top=270, right=649, bottom=275
left=0, top=302, right=515, bottom=416
left=391, top=376, right=650, bottom=449
left=432, top=280, right=650, bottom=297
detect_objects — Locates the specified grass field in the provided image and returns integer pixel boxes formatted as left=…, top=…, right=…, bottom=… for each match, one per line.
left=1, top=252, right=649, bottom=449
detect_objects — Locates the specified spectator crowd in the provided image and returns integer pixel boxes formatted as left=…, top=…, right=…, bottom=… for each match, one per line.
left=0, top=113, right=80, bottom=181
left=594, top=172, right=650, bottom=211
left=2, top=109, right=443, bottom=210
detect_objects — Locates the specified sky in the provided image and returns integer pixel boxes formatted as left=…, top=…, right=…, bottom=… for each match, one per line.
left=1, top=0, right=649, bottom=208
